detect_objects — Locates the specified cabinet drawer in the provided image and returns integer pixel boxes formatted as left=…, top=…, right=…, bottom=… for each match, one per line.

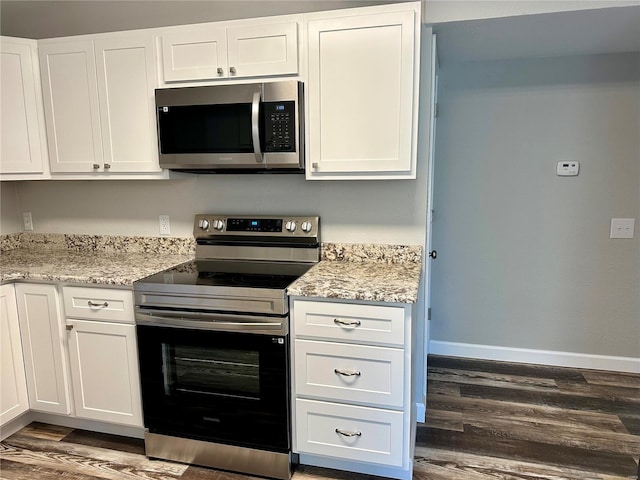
left=295, top=339, right=404, bottom=407
left=295, top=398, right=403, bottom=467
left=293, top=300, right=405, bottom=346
left=63, top=287, right=133, bottom=323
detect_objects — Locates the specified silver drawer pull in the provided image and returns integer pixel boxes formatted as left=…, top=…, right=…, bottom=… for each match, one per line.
left=88, top=301, right=109, bottom=308
left=335, top=428, right=361, bottom=437
left=333, top=318, right=361, bottom=327
left=334, top=368, right=361, bottom=377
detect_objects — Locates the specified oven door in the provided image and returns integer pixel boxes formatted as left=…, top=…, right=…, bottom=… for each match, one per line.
left=136, top=324, right=290, bottom=452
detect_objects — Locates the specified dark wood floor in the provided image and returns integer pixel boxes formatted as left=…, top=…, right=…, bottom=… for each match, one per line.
left=1, top=355, right=638, bottom=479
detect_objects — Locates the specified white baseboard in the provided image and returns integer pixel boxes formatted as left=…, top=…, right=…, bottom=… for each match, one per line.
left=429, top=341, right=640, bottom=373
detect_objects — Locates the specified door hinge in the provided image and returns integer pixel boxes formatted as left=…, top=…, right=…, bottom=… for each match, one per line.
left=427, top=308, right=432, bottom=321
left=434, top=103, right=439, bottom=118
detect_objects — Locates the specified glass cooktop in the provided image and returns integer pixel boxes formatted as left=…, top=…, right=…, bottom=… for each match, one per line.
left=135, top=260, right=313, bottom=291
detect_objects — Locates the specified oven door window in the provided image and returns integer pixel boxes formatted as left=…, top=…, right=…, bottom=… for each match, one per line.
left=137, top=325, right=289, bottom=452
left=164, top=345, right=260, bottom=400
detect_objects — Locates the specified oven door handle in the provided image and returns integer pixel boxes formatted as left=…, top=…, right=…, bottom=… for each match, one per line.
left=135, top=309, right=286, bottom=333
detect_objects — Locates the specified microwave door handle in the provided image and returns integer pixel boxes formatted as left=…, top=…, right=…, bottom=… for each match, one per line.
left=251, top=90, right=263, bottom=163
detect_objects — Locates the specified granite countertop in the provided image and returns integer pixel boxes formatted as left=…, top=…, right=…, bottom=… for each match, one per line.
left=0, top=249, right=194, bottom=286
left=287, top=243, right=423, bottom=304
left=0, top=233, right=194, bottom=286
left=1, top=234, right=422, bottom=301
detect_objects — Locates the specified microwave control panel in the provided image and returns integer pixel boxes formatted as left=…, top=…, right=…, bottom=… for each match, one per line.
left=263, top=101, right=295, bottom=152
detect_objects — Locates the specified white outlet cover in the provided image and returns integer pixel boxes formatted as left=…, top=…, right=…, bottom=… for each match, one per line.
left=610, top=218, right=635, bottom=239
left=159, top=215, right=171, bottom=235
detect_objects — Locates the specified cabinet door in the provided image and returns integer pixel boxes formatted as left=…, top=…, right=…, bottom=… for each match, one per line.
left=0, top=285, right=29, bottom=425
left=67, top=319, right=143, bottom=426
left=0, top=39, right=45, bottom=174
left=161, top=27, right=227, bottom=82
left=15, top=284, right=70, bottom=415
left=39, top=40, right=103, bottom=172
left=226, top=23, right=298, bottom=78
left=307, top=11, right=416, bottom=178
left=95, top=35, right=160, bottom=173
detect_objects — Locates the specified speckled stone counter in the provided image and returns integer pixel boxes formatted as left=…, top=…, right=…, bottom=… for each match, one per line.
left=287, top=243, right=422, bottom=304
left=0, top=233, right=194, bottom=286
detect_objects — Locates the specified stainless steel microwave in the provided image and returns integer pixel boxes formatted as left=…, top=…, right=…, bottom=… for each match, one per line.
left=155, top=81, right=304, bottom=172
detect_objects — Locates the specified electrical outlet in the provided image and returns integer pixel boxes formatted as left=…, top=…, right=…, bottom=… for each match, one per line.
left=159, top=215, right=171, bottom=235
left=610, top=218, right=635, bottom=239
left=23, top=212, right=33, bottom=231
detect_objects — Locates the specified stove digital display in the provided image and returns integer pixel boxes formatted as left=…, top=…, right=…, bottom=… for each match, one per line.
left=226, top=218, right=283, bottom=232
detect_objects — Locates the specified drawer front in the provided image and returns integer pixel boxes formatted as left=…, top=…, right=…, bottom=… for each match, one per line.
left=295, top=339, right=404, bottom=407
left=63, top=286, right=133, bottom=323
left=293, top=300, right=405, bottom=346
left=295, top=398, right=404, bottom=467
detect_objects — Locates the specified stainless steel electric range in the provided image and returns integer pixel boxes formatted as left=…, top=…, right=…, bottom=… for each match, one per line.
left=133, top=214, right=320, bottom=480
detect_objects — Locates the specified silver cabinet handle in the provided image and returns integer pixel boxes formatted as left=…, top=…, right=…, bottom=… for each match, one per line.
left=66, top=325, right=73, bottom=331
left=93, top=163, right=100, bottom=169
left=334, top=368, right=361, bottom=377
left=229, top=66, right=236, bottom=74
left=335, top=428, right=361, bottom=437
left=88, top=301, right=108, bottom=308
left=217, top=67, right=224, bottom=76
left=334, top=318, right=361, bottom=327
left=251, top=90, right=263, bottom=163
left=104, top=163, right=111, bottom=170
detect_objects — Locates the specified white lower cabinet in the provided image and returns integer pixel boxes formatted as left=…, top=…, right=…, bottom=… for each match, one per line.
left=62, top=286, right=143, bottom=427
left=296, top=398, right=404, bottom=467
left=66, top=318, right=142, bottom=426
left=291, top=298, right=414, bottom=479
left=15, top=283, right=71, bottom=415
left=4, top=282, right=143, bottom=429
left=0, top=284, right=29, bottom=426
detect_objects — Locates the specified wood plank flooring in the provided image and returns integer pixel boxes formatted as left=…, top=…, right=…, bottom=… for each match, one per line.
left=1, top=355, right=638, bottom=479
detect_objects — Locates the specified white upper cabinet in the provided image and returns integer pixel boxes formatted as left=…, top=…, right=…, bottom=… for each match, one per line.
left=94, top=36, right=159, bottom=172
left=39, top=40, right=102, bottom=173
left=39, top=32, right=162, bottom=176
left=226, top=23, right=298, bottom=78
left=0, top=37, right=48, bottom=178
left=305, top=4, right=421, bottom=180
left=161, top=20, right=298, bottom=82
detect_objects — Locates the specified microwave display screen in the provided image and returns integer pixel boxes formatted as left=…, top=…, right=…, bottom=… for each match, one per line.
left=158, top=103, right=253, bottom=154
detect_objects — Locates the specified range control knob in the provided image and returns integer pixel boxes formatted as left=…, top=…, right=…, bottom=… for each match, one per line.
left=213, top=219, right=225, bottom=231
left=285, top=221, right=297, bottom=232
left=301, top=221, right=313, bottom=233
left=198, top=219, right=210, bottom=230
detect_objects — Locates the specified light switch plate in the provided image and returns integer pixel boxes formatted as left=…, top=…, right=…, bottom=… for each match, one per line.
left=557, top=161, right=579, bottom=176
left=610, top=218, right=635, bottom=239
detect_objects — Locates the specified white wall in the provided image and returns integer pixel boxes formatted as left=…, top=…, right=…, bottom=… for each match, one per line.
left=0, top=183, right=22, bottom=234
left=14, top=173, right=428, bottom=245
left=430, top=52, right=640, bottom=360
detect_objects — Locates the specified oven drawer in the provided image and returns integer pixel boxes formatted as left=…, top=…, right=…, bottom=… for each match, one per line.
left=295, top=398, right=404, bottom=467
left=63, top=286, right=134, bottom=323
left=294, top=339, right=404, bottom=407
left=292, top=300, right=405, bottom=346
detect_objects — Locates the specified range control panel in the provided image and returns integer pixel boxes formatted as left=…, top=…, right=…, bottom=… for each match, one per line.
left=194, top=214, right=319, bottom=238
